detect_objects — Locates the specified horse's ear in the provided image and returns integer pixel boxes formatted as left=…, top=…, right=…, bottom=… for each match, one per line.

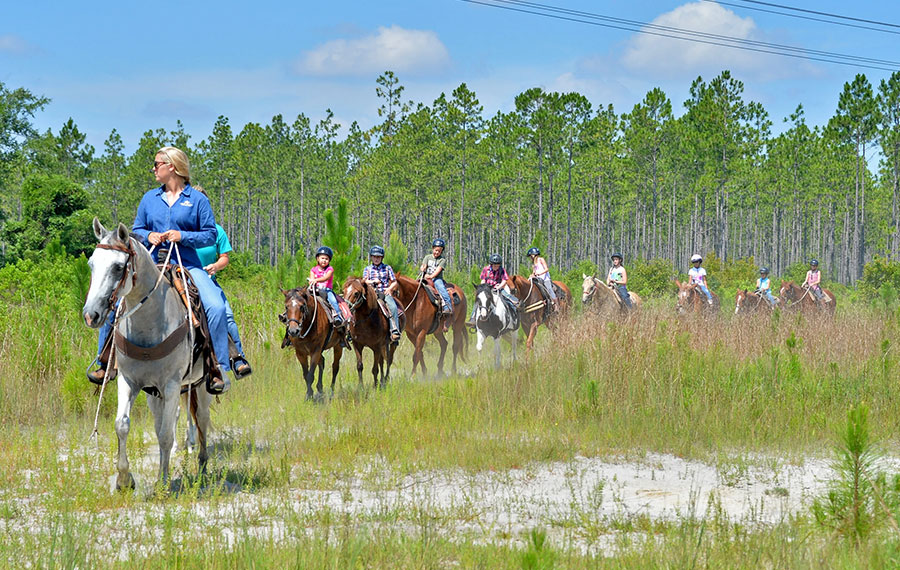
left=674, top=279, right=681, bottom=287
left=280, top=287, right=289, bottom=297
left=93, top=217, right=107, bottom=240
left=116, top=223, right=130, bottom=244
left=582, top=273, right=588, bottom=279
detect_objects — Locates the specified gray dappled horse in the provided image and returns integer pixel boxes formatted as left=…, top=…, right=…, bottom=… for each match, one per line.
left=472, top=284, right=518, bottom=369
left=82, top=219, right=213, bottom=491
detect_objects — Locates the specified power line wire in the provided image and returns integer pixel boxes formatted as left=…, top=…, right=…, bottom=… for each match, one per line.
left=731, top=0, right=900, bottom=29
left=702, top=0, right=900, bottom=36
left=459, top=0, right=900, bottom=72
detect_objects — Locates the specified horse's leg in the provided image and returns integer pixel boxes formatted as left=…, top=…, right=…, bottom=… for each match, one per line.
left=372, top=346, right=382, bottom=388
left=434, top=331, right=449, bottom=378
left=308, top=351, right=324, bottom=399
left=412, top=329, right=428, bottom=376
left=494, top=335, right=502, bottom=370
left=180, top=391, right=196, bottom=454
left=354, top=341, right=364, bottom=386
left=297, top=353, right=313, bottom=400
left=330, top=346, right=342, bottom=395
left=148, top=383, right=180, bottom=488
left=526, top=321, right=538, bottom=352
left=115, top=378, right=139, bottom=491
left=190, top=386, right=213, bottom=477
left=385, top=341, right=396, bottom=383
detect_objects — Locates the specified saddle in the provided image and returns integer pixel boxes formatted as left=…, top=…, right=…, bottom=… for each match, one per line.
left=422, top=278, right=462, bottom=313
left=312, top=289, right=352, bottom=326
left=532, top=278, right=561, bottom=317
left=112, top=264, right=221, bottom=397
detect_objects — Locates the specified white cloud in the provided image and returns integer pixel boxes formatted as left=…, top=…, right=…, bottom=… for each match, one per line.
left=0, top=34, right=37, bottom=55
left=622, top=1, right=800, bottom=79
left=294, top=25, right=450, bottom=77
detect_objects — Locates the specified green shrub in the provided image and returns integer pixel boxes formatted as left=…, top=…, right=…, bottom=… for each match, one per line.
left=630, top=258, right=676, bottom=299
left=859, top=256, right=900, bottom=301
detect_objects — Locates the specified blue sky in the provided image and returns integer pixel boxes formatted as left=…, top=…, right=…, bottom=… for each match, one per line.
left=2, top=0, right=898, bottom=153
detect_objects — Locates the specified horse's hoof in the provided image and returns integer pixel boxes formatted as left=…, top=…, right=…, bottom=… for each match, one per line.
left=116, top=472, right=136, bottom=492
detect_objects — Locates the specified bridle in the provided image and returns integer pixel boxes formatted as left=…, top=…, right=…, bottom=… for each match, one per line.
left=280, top=289, right=315, bottom=338
left=347, top=280, right=367, bottom=312
left=95, top=241, right=136, bottom=312
left=583, top=277, right=598, bottom=303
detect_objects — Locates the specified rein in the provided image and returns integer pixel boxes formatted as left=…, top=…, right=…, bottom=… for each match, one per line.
left=403, top=276, right=424, bottom=313
left=785, top=285, right=811, bottom=307
left=301, top=288, right=319, bottom=339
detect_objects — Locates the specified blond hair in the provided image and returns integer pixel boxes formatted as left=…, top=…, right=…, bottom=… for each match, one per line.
left=156, top=146, right=191, bottom=184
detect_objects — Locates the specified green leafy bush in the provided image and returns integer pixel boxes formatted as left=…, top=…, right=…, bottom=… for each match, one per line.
left=859, top=256, right=900, bottom=301
left=630, top=258, right=676, bottom=299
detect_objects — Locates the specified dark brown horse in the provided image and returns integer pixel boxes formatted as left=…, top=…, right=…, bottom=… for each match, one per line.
left=779, top=281, right=837, bottom=316
left=393, top=274, right=468, bottom=377
left=734, top=289, right=775, bottom=315
left=280, top=287, right=344, bottom=400
left=343, top=277, right=405, bottom=388
left=507, top=275, right=572, bottom=351
left=674, top=280, right=720, bottom=315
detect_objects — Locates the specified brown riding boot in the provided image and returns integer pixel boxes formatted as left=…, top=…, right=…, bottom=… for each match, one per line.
left=87, top=335, right=117, bottom=385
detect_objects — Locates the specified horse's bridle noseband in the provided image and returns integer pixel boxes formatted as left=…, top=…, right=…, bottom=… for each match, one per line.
left=95, top=241, right=136, bottom=311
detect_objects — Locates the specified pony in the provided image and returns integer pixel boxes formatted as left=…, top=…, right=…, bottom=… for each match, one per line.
left=507, top=275, right=572, bottom=351
left=581, top=274, right=641, bottom=317
left=734, top=289, right=775, bottom=315
left=472, top=283, right=519, bottom=369
left=674, top=280, right=720, bottom=315
left=779, top=281, right=837, bottom=316
left=280, top=286, right=345, bottom=400
left=342, top=277, right=405, bottom=388
left=82, top=219, right=213, bottom=491
left=393, top=274, right=468, bottom=377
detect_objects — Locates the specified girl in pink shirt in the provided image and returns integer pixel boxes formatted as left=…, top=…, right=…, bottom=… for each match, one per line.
left=802, top=259, right=825, bottom=303
left=308, top=246, right=343, bottom=325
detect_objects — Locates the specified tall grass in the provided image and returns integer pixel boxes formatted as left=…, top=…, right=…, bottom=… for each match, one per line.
left=8, top=268, right=900, bottom=565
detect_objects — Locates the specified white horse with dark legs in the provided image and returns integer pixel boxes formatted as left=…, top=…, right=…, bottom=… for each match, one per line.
left=82, top=219, right=212, bottom=491
left=472, top=284, right=518, bottom=369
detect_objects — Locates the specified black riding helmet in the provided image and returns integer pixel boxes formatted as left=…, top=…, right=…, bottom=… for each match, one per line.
left=489, top=253, right=502, bottom=265
left=611, top=252, right=623, bottom=261
left=316, top=246, right=333, bottom=259
left=369, top=245, right=385, bottom=257
left=810, top=259, right=819, bottom=267
left=432, top=238, right=445, bottom=249
left=760, top=267, right=769, bottom=275
left=526, top=247, right=541, bottom=257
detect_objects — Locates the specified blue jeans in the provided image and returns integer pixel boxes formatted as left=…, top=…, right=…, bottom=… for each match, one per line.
left=323, top=288, right=343, bottom=322
left=698, top=284, right=713, bottom=302
left=214, top=279, right=244, bottom=357
left=95, top=268, right=230, bottom=371
left=433, top=278, right=452, bottom=311
left=384, top=294, right=400, bottom=332
left=189, top=267, right=230, bottom=372
left=762, top=289, right=777, bottom=305
left=616, top=285, right=633, bottom=308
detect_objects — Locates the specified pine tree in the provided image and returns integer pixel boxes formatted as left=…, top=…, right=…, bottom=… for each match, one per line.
left=323, top=197, right=362, bottom=285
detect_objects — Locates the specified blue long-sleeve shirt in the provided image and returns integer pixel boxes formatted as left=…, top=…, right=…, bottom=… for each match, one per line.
left=131, top=184, right=216, bottom=269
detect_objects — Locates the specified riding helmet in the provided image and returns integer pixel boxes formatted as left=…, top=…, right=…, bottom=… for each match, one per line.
left=611, top=252, right=623, bottom=261
left=527, top=247, right=541, bottom=257
left=810, top=259, right=819, bottom=267
left=369, top=245, right=385, bottom=257
left=489, top=253, right=502, bottom=265
left=432, top=238, right=446, bottom=249
left=315, top=246, right=333, bottom=259
left=760, top=267, right=769, bottom=274
left=691, top=254, right=702, bottom=263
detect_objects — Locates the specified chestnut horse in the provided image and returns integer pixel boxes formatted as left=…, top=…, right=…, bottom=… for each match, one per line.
left=393, top=275, right=468, bottom=377
left=734, top=289, right=775, bottom=315
left=779, top=281, right=837, bottom=317
left=581, top=274, right=641, bottom=317
left=507, top=275, right=572, bottom=351
left=280, top=287, right=345, bottom=400
left=343, top=277, right=405, bottom=388
left=674, top=280, right=720, bottom=315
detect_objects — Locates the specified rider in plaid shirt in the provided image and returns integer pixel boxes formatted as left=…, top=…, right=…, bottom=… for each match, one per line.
left=362, top=246, right=401, bottom=342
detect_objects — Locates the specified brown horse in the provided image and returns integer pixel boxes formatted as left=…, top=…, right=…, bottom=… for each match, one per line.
left=734, top=289, right=775, bottom=315
left=280, top=287, right=345, bottom=400
left=393, top=274, right=468, bottom=377
left=343, top=277, right=405, bottom=388
left=507, top=275, right=572, bottom=351
left=581, top=274, right=641, bottom=317
left=779, top=281, right=837, bottom=316
left=674, top=280, right=720, bottom=315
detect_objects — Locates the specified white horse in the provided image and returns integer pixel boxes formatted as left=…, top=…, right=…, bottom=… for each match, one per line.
left=82, top=219, right=213, bottom=491
left=472, top=284, right=518, bottom=369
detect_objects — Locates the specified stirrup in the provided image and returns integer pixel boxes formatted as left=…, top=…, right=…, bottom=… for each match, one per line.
left=206, top=371, right=230, bottom=395
left=232, top=357, right=252, bottom=379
